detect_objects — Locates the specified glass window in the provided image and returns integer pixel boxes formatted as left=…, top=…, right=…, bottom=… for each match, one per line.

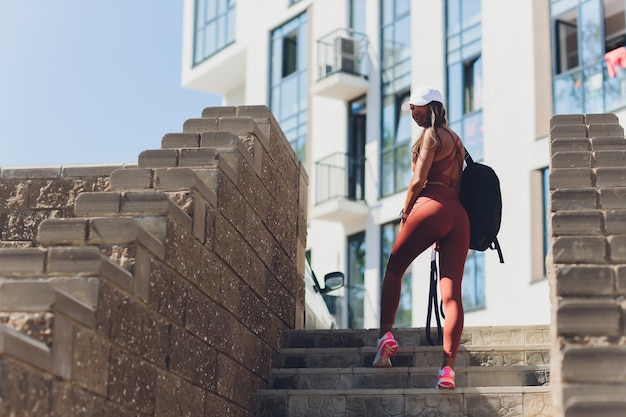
left=380, top=0, right=411, bottom=197
left=193, top=0, right=236, bottom=66
left=270, top=13, right=309, bottom=161
left=446, top=0, right=483, bottom=160
left=462, top=251, right=485, bottom=311
left=282, top=32, right=298, bottom=77
left=349, top=0, right=366, bottom=34
left=555, top=11, right=579, bottom=73
left=347, top=232, right=366, bottom=329
left=551, top=0, right=626, bottom=113
left=381, top=221, right=412, bottom=327
left=542, top=167, right=550, bottom=264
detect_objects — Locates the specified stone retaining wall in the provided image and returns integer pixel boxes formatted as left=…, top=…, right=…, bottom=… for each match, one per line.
left=548, top=113, right=626, bottom=417
left=0, top=105, right=307, bottom=417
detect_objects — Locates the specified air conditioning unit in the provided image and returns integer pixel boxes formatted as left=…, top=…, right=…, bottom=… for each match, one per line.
left=334, top=37, right=359, bottom=74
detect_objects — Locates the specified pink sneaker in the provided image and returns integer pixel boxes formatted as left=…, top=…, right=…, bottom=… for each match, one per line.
left=437, top=366, right=456, bottom=389
left=373, top=332, right=399, bottom=367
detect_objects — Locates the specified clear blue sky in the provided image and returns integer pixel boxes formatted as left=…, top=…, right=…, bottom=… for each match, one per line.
left=0, top=0, right=221, bottom=167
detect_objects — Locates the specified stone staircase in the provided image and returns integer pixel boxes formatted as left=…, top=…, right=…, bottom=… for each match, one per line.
left=257, top=326, right=552, bottom=417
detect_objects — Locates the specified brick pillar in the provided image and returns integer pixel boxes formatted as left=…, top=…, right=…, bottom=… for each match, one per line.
left=548, top=113, right=626, bottom=417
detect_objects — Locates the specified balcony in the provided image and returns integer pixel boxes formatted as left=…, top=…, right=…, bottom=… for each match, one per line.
left=310, top=153, right=368, bottom=223
left=311, top=28, right=369, bottom=101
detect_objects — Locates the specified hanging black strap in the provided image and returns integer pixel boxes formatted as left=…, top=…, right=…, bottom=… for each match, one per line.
left=491, top=236, right=505, bottom=263
left=426, top=248, right=444, bottom=346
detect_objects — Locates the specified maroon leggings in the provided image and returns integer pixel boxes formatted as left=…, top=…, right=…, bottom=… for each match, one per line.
left=380, top=184, right=470, bottom=360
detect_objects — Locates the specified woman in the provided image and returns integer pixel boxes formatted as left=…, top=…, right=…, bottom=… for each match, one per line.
left=372, top=86, right=470, bottom=390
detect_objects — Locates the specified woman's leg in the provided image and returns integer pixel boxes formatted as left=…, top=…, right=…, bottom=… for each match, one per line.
left=379, top=198, right=448, bottom=338
left=437, top=214, right=470, bottom=369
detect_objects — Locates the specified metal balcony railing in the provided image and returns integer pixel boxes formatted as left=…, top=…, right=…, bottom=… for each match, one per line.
left=316, top=28, right=368, bottom=81
left=315, top=152, right=366, bottom=205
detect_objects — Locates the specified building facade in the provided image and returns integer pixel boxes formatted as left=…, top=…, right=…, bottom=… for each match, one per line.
left=181, top=0, right=626, bottom=329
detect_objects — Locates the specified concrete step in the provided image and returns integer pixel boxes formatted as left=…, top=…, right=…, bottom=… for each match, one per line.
left=283, top=325, right=550, bottom=349
left=270, top=364, right=550, bottom=390
left=279, top=345, right=550, bottom=369
left=256, top=386, right=552, bottom=417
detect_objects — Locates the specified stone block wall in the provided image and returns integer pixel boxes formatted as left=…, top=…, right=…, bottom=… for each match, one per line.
left=0, top=164, right=132, bottom=247
left=0, top=105, right=307, bottom=416
left=548, top=113, right=626, bottom=417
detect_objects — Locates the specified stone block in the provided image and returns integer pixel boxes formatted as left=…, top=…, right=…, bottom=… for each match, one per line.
left=30, top=178, right=89, bottom=210
left=596, top=167, right=626, bottom=187
left=617, top=266, right=626, bottom=295
left=53, top=286, right=97, bottom=328
left=70, top=328, right=108, bottom=396
left=562, top=346, right=626, bottom=382
left=61, top=163, right=122, bottom=177
left=137, top=149, right=178, bottom=168
left=192, top=198, right=207, bottom=242
left=608, top=235, right=626, bottom=262
left=551, top=189, right=597, bottom=211
left=0, top=247, right=46, bottom=275
left=193, top=169, right=219, bottom=208
left=47, top=247, right=103, bottom=275
left=549, top=168, right=592, bottom=188
left=555, top=265, right=615, bottom=296
left=107, top=348, right=156, bottom=414
left=0, top=281, right=54, bottom=311
left=199, top=131, right=239, bottom=148
left=557, top=299, right=621, bottom=336
left=551, top=151, right=592, bottom=169
left=550, top=124, right=588, bottom=139
left=110, top=168, right=153, bottom=190
left=552, top=236, right=606, bottom=263
left=160, top=132, right=200, bottom=149
left=201, top=106, right=236, bottom=118
left=565, top=399, right=626, bottom=417
left=236, top=105, right=273, bottom=120
left=0, top=358, right=53, bottom=414
left=1, top=166, right=62, bottom=179
left=550, top=210, right=603, bottom=236
left=100, top=257, right=133, bottom=292
left=38, top=218, right=87, bottom=244
left=51, top=315, right=74, bottom=380
left=136, top=226, right=165, bottom=259
left=551, top=138, right=590, bottom=152
left=585, top=113, right=619, bottom=124
left=154, top=371, right=206, bottom=417
left=0, top=325, right=51, bottom=372
left=88, top=217, right=138, bottom=244
left=594, top=150, right=626, bottom=167
left=75, top=192, right=121, bottom=216
left=551, top=114, right=585, bottom=127
left=599, top=187, right=626, bottom=209
left=590, top=136, right=626, bottom=150
left=120, top=190, right=169, bottom=214
left=182, top=117, right=219, bottom=133
left=152, top=167, right=195, bottom=190
left=169, top=325, right=217, bottom=391
left=179, top=147, right=220, bottom=168
left=0, top=181, right=30, bottom=210
left=1, top=209, right=62, bottom=242
left=218, top=116, right=259, bottom=137
left=588, top=123, right=624, bottom=138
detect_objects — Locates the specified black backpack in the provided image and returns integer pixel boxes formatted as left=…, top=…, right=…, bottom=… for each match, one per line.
left=459, top=150, right=504, bottom=263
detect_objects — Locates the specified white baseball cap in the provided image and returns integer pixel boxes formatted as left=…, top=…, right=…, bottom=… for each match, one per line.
left=401, top=86, right=444, bottom=111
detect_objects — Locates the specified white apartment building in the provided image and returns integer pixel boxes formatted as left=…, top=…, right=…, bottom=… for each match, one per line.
left=181, top=0, right=626, bottom=329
